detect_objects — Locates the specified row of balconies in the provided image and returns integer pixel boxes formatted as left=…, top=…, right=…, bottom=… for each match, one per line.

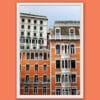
left=21, top=80, right=50, bottom=85
left=49, top=35, right=80, bottom=40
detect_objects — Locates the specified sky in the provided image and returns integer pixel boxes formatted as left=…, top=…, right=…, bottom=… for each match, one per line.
left=19, top=5, right=81, bottom=27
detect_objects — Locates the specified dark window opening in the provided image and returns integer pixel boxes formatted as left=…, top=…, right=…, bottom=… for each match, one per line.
left=71, top=60, right=75, bottom=69
left=26, top=64, right=30, bottom=71
left=34, top=75, right=38, bottom=82
left=56, top=45, right=60, bottom=54
left=43, top=75, right=47, bottom=82
left=56, top=60, right=60, bottom=69
left=26, top=75, right=29, bottom=81
left=35, top=64, right=38, bottom=71
left=44, top=53, right=47, bottom=60
left=27, top=53, right=30, bottom=59
left=31, top=53, right=34, bottom=59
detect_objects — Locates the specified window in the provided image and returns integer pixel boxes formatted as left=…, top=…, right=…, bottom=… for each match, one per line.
left=34, top=20, right=37, bottom=24
left=26, top=46, right=30, bottom=49
left=40, top=27, right=43, bottom=30
left=56, top=74, right=61, bottom=82
left=20, top=46, right=24, bottom=49
left=71, top=74, right=76, bottom=82
left=28, top=25, right=30, bottom=29
left=35, top=53, right=38, bottom=59
left=43, top=65, right=47, bottom=71
left=24, top=86, right=28, bottom=95
left=27, top=32, right=30, bottom=36
left=27, top=53, right=30, bottom=59
left=28, top=19, right=31, bottom=23
left=21, top=32, right=24, bottom=36
left=26, top=75, right=29, bottom=81
left=26, top=64, right=30, bottom=71
left=21, top=25, right=24, bottom=29
left=39, top=53, right=42, bottom=59
left=40, top=33, right=42, bottom=37
left=56, top=45, right=60, bottom=54
left=40, top=20, right=43, bottom=24
left=22, top=18, right=25, bottom=23
left=70, top=29, right=74, bottom=36
left=34, top=87, right=38, bottom=94
left=35, top=64, right=38, bottom=71
left=43, top=75, right=47, bottom=82
left=32, top=39, right=35, bottom=44
left=33, top=47, right=36, bottom=49
left=31, top=53, right=34, bottom=59
left=34, top=26, right=36, bottom=30
left=43, top=87, right=46, bottom=95
left=34, top=33, right=36, bottom=37
left=42, top=40, right=44, bottom=44
left=34, top=75, right=38, bottom=82
left=56, top=89, right=61, bottom=95
left=71, top=60, right=75, bottom=69
left=44, top=53, right=47, bottom=60
left=72, top=89, right=77, bottom=95
left=26, top=38, right=31, bottom=44
left=70, top=44, right=75, bottom=54
left=56, top=29, right=60, bottom=36
left=56, top=60, right=60, bottom=69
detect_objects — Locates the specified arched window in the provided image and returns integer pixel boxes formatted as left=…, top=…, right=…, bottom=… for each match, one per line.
left=70, top=44, right=75, bottom=54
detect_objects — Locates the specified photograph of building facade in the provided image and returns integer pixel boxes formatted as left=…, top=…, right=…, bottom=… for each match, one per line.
left=19, top=13, right=80, bottom=95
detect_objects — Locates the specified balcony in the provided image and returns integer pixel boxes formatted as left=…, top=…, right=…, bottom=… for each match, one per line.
left=20, top=80, right=50, bottom=85
left=49, top=35, right=80, bottom=40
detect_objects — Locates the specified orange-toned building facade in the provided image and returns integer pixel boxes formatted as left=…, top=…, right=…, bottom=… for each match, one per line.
left=20, top=13, right=80, bottom=95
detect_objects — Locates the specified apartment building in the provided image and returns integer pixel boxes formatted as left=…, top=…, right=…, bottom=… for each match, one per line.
left=19, top=13, right=80, bottom=95
left=20, top=13, right=50, bottom=95
left=49, top=21, right=80, bottom=95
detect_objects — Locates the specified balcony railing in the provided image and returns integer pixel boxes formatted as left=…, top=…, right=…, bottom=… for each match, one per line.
left=20, top=81, right=50, bottom=85
left=49, top=35, right=80, bottom=40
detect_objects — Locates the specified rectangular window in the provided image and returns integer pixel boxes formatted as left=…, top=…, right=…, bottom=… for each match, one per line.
left=40, top=20, right=43, bottom=24
left=21, top=25, right=24, bottom=29
left=22, top=18, right=25, bottom=23
left=34, top=87, right=38, bottom=94
left=28, top=25, right=30, bottom=29
left=27, top=53, right=30, bottom=59
left=26, top=64, right=30, bottom=71
left=71, top=74, right=76, bottom=82
left=21, top=32, right=24, bottom=36
left=34, top=26, right=36, bottom=30
left=34, top=75, right=38, bottom=82
left=40, top=27, right=43, bottom=30
left=35, top=64, right=38, bottom=71
left=56, top=45, right=60, bottom=54
left=24, top=86, right=28, bottom=95
left=56, top=60, right=60, bottom=69
left=28, top=19, right=31, bottom=23
left=43, top=65, right=47, bottom=71
left=26, top=75, right=29, bottom=81
left=71, top=60, right=75, bottom=69
left=34, top=20, right=37, bottom=24
left=44, top=53, right=47, bottom=60
left=43, top=75, right=47, bottom=82
left=43, top=87, right=46, bottom=95
left=72, top=88, right=77, bottom=95
left=27, top=32, right=30, bottom=36
left=31, top=53, right=34, bottom=59
left=56, top=89, right=61, bottom=95
left=56, top=74, right=61, bottom=82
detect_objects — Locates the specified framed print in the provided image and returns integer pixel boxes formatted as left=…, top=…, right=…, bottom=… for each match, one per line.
left=17, top=3, right=84, bottom=99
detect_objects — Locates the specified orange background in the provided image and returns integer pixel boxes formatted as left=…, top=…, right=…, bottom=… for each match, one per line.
left=0, top=0, right=100, bottom=100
